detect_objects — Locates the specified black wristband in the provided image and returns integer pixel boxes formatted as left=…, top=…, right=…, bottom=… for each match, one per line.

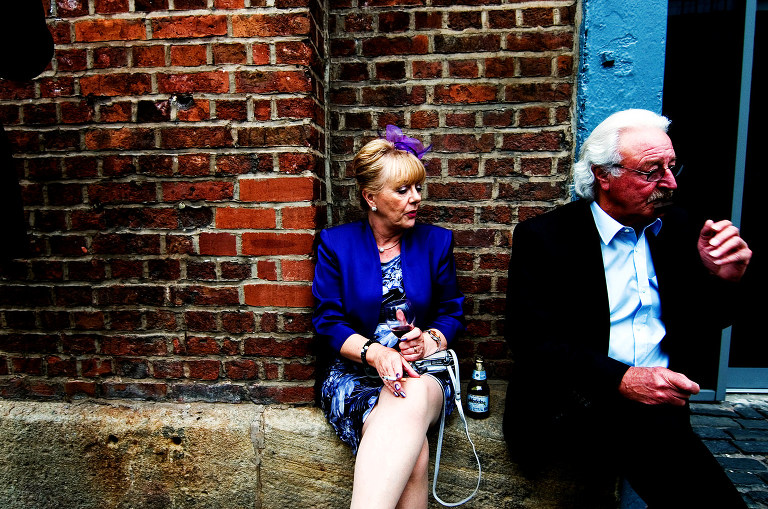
left=360, top=339, right=380, bottom=378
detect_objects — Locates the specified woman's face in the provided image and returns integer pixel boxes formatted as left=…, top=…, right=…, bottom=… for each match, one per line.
left=369, top=180, right=422, bottom=232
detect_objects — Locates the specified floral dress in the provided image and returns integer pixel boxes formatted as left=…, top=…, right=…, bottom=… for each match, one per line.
left=320, top=255, right=455, bottom=454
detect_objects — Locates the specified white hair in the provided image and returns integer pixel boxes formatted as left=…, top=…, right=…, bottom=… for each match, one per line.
left=573, top=109, right=671, bottom=200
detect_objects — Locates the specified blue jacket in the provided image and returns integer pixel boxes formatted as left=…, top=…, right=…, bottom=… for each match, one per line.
left=312, top=220, right=465, bottom=352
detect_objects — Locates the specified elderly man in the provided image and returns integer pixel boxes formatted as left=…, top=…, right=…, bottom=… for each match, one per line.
left=503, top=109, right=752, bottom=508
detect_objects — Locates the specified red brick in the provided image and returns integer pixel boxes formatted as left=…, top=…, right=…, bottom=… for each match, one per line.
left=133, top=45, right=166, bottom=67
left=282, top=259, right=314, bottom=282
left=278, top=153, right=317, bottom=174
left=160, top=127, right=234, bottom=149
left=276, top=41, right=315, bottom=66
left=198, top=232, right=236, bottom=256
left=85, top=128, right=155, bottom=150
left=521, top=7, right=555, bottom=27
left=240, top=176, right=317, bottom=202
left=519, top=57, right=552, bottom=77
left=101, top=336, right=167, bottom=356
left=434, top=84, right=497, bottom=104
left=56, top=0, right=88, bottom=17
left=171, top=285, right=239, bottom=306
left=184, top=311, right=218, bottom=332
left=252, top=43, right=271, bottom=65
left=170, top=45, right=208, bottom=67
left=157, top=71, right=229, bottom=93
left=95, top=0, right=130, bottom=14
left=222, top=312, right=255, bottom=333
left=79, top=74, right=152, bottom=96
left=502, top=131, right=563, bottom=151
left=236, top=71, right=312, bottom=94
left=216, top=207, right=276, bottom=229
left=177, top=100, right=211, bottom=122
left=82, top=358, right=114, bottom=377
left=99, top=102, right=133, bottom=122
left=243, top=336, right=312, bottom=357
left=241, top=232, right=314, bottom=256
left=187, top=360, right=221, bottom=381
left=65, top=381, right=98, bottom=397
left=224, top=359, right=259, bottom=380
left=75, top=19, right=146, bottom=42
left=284, top=363, right=316, bottom=381
left=507, top=31, right=573, bottom=51
left=361, top=35, right=428, bottom=56
left=94, top=47, right=129, bottom=68
left=88, top=182, right=156, bottom=204
left=282, top=206, right=320, bottom=229
left=213, top=43, right=248, bottom=64
left=258, top=260, right=278, bottom=281
left=182, top=337, right=219, bottom=355
left=215, top=100, right=248, bottom=121
left=151, top=15, right=228, bottom=39
left=162, top=181, right=233, bottom=201
left=244, top=284, right=313, bottom=307
left=232, top=14, right=311, bottom=37
left=153, top=360, right=184, bottom=379
left=428, top=182, right=492, bottom=200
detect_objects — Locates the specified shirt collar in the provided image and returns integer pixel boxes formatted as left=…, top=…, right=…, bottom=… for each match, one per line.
left=589, top=201, right=662, bottom=245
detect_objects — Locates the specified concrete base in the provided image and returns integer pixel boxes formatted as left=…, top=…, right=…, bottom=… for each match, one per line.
left=0, top=382, right=618, bottom=508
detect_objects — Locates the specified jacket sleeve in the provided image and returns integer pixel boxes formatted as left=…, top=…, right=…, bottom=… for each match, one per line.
left=311, top=228, right=360, bottom=353
left=423, top=229, right=465, bottom=345
left=0, top=3, right=54, bottom=81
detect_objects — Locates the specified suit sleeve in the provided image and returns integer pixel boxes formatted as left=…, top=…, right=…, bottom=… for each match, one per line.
left=423, top=230, right=465, bottom=345
left=0, top=3, right=54, bottom=81
left=311, top=229, right=359, bottom=353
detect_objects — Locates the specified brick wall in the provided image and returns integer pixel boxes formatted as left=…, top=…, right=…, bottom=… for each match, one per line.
left=328, top=0, right=577, bottom=377
left=0, top=0, right=577, bottom=403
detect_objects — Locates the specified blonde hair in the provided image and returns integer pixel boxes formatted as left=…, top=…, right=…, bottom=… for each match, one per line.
left=353, top=138, right=426, bottom=210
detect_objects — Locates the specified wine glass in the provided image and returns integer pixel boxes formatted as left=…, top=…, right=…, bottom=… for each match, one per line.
left=383, top=298, right=415, bottom=341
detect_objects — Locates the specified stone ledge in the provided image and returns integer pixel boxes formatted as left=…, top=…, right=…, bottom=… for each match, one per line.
left=0, top=381, right=617, bottom=508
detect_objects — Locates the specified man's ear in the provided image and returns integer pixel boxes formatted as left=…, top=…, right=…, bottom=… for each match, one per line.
left=593, top=165, right=611, bottom=192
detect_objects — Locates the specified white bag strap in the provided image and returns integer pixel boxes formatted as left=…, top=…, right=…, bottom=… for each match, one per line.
left=431, top=349, right=482, bottom=507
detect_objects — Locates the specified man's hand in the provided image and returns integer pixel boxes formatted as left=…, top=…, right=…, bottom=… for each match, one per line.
left=698, top=219, right=752, bottom=282
left=619, top=366, right=700, bottom=406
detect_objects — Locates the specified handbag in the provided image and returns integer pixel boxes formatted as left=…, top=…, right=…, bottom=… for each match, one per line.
left=411, top=349, right=482, bottom=507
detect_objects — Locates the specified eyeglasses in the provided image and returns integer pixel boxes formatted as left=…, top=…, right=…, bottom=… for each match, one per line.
left=611, top=163, right=683, bottom=182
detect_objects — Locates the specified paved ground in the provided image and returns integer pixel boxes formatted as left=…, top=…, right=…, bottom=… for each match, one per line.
left=692, top=394, right=768, bottom=508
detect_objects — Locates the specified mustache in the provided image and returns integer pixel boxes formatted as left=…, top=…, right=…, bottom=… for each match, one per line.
left=647, top=188, right=675, bottom=204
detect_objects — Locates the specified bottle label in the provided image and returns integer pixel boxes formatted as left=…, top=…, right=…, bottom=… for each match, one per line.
left=467, top=394, right=489, bottom=413
left=472, top=370, right=487, bottom=381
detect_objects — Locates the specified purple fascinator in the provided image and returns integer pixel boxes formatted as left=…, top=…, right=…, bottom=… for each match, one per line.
left=383, top=125, right=432, bottom=159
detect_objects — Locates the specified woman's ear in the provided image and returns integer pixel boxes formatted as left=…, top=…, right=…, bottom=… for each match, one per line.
left=361, top=188, right=376, bottom=210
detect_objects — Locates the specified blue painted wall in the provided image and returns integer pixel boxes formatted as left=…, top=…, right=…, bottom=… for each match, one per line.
left=576, top=0, right=669, bottom=151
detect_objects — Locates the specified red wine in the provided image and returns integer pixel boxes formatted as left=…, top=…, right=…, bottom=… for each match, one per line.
left=390, top=325, right=413, bottom=338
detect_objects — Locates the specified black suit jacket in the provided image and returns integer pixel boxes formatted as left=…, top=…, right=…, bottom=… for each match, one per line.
left=503, top=200, right=739, bottom=448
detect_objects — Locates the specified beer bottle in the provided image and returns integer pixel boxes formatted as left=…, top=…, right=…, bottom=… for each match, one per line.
left=466, top=356, right=490, bottom=419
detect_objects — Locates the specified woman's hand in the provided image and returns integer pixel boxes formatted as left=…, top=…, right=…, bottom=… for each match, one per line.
left=398, top=327, right=439, bottom=361
left=367, top=342, right=420, bottom=398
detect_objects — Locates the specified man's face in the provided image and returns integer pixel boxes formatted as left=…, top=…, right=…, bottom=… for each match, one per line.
left=595, top=126, right=678, bottom=228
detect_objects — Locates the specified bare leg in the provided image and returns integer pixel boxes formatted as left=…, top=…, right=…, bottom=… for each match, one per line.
left=350, top=376, right=443, bottom=509
left=395, top=438, right=430, bottom=509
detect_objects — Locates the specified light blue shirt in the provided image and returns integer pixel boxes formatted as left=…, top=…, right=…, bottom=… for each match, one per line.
left=590, top=202, right=669, bottom=368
